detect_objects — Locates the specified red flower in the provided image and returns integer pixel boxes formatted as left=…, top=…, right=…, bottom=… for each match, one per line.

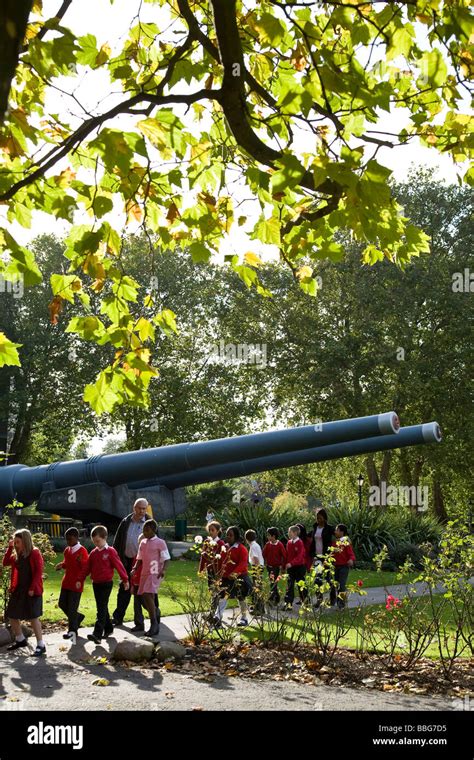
left=386, top=594, right=401, bottom=610
left=357, top=580, right=363, bottom=587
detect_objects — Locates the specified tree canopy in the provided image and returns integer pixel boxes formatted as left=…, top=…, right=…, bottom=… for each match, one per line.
left=0, top=0, right=472, bottom=412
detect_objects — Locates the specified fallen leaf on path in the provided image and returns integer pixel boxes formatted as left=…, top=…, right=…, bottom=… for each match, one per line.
left=92, top=678, right=110, bottom=687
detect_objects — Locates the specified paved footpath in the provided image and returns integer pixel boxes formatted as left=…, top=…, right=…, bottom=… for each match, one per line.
left=0, top=579, right=471, bottom=712
left=0, top=624, right=459, bottom=711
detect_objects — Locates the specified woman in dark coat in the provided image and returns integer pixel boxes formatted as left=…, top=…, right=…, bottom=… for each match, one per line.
left=310, top=508, right=335, bottom=560
left=3, top=529, right=46, bottom=656
left=309, top=508, right=335, bottom=608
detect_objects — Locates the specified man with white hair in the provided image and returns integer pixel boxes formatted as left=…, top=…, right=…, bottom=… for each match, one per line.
left=111, top=498, right=151, bottom=631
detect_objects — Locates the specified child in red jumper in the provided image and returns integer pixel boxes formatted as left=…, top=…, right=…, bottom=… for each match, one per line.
left=329, top=523, right=356, bottom=609
left=198, top=521, right=226, bottom=585
left=198, top=521, right=226, bottom=626
left=284, top=525, right=308, bottom=608
left=297, top=524, right=313, bottom=573
left=79, top=525, right=129, bottom=644
left=3, top=529, right=46, bottom=657
left=55, top=527, right=89, bottom=640
left=216, top=526, right=251, bottom=627
left=263, top=527, right=286, bottom=605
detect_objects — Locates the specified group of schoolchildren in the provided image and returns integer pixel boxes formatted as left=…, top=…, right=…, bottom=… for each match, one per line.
left=1, top=507, right=356, bottom=653
left=2, top=517, right=168, bottom=656
left=198, top=508, right=356, bottom=628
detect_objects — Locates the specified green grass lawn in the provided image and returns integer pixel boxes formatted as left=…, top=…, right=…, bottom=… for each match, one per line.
left=41, top=556, right=470, bottom=660
left=238, top=596, right=471, bottom=660
left=42, top=555, right=418, bottom=626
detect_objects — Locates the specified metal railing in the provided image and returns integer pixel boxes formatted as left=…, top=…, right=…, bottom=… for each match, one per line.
left=27, top=518, right=74, bottom=538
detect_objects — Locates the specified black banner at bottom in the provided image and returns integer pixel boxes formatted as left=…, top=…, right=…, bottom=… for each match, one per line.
left=0, top=710, right=470, bottom=757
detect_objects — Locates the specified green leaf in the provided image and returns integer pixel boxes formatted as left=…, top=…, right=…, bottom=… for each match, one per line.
left=1, top=233, right=42, bottom=286
left=50, top=274, right=82, bottom=303
left=83, top=371, right=120, bottom=414
left=420, top=49, right=448, bottom=87
left=0, top=333, right=22, bottom=367
left=65, top=316, right=106, bottom=340
left=252, top=217, right=280, bottom=245
left=253, top=13, right=286, bottom=46
left=112, top=276, right=139, bottom=302
left=271, top=155, right=306, bottom=193
left=153, top=309, right=178, bottom=336
left=76, top=34, right=98, bottom=66
left=189, top=241, right=211, bottom=263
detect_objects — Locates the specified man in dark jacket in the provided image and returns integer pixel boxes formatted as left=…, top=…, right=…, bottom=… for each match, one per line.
left=111, top=498, right=149, bottom=631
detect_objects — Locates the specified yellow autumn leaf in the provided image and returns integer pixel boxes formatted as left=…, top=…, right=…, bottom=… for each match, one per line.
left=134, top=348, right=151, bottom=364
left=244, top=252, right=263, bottom=268
left=95, top=43, right=111, bottom=67
left=125, top=201, right=143, bottom=225
left=296, top=265, right=313, bottom=280
left=56, top=167, right=76, bottom=188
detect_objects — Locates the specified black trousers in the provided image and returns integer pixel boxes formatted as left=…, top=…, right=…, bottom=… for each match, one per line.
left=284, top=565, right=307, bottom=604
left=267, top=566, right=281, bottom=603
left=330, top=565, right=350, bottom=606
left=112, top=556, right=145, bottom=626
left=58, top=589, right=84, bottom=633
left=92, top=581, right=114, bottom=639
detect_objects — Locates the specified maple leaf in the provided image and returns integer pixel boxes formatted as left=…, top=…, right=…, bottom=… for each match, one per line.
left=48, top=295, right=63, bottom=325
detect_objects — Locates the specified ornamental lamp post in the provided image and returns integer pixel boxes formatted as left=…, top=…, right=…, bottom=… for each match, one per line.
left=358, top=473, right=364, bottom=510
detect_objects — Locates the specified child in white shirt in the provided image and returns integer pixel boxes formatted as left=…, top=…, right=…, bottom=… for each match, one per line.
left=245, top=530, right=264, bottom=614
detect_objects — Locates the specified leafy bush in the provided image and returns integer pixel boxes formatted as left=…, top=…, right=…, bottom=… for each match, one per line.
left=388, top=542, right=425, bottom=568
left=328, top=504, right=442, bottom=563
left=215, top=501, right=278, bottom=545
left=271, top=491, right=314, bottom=528
left=185, top=483, right=236, bottom=523
left=393, top=511, right=443, bottom=546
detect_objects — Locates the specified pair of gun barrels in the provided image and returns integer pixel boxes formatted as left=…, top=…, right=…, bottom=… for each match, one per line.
left=0, top=412, right=441, bottom=506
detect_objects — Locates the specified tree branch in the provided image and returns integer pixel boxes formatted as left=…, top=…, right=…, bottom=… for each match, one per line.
left=209, top=0, right=342, bottom=203
left=0, top=0, right=33, bottom=123
left=0, top=89, right=219, bottom=202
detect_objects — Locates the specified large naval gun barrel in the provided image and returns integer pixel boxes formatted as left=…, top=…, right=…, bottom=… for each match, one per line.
left=149, top=422, right=442, bottom=490
left=0, top=412, right=399, bottom=510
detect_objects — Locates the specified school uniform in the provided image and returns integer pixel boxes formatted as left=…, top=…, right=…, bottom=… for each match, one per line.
left=303, top=536, right=313, bottom=572
left=248, top=541, right=264, bottom=613
left=80, top=544, right=128, bottom=640
left=220, top=543, right=252, bottom=600
left=199, top=536, right=226, bottom=586
left=284, top=537, right=307, bottom=604
left=330, top=538, right=356, bottom=607
left=3, top=546, right=44, bottom=620
left=263, top=540, right=286, bottom=603
left=57, top=543, right=89, bottom=633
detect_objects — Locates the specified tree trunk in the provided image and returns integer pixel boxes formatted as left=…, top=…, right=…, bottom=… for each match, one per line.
left=433, top=478, right=449, bottom=523
left=380, top=450, right=392, bottom=483
left=365, top=454, right=380, bottom=488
